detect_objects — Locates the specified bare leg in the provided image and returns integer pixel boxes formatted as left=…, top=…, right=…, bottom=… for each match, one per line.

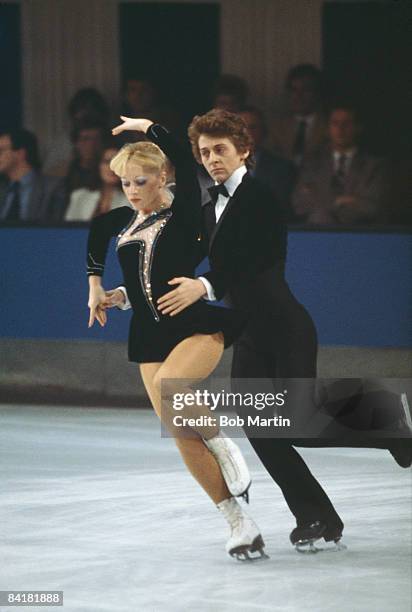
left=140, top=333, right=231, bottom=504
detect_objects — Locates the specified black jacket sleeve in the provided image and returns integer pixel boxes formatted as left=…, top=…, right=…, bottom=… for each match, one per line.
left=146, top=124, right=201, bottom=237
left=86, top=207, right=134, bottom=277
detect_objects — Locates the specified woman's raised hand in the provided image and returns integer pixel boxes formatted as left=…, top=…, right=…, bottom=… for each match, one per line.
left=112, top=116, right=154, bottom=136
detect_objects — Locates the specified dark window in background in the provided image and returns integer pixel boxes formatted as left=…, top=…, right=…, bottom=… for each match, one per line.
left=322, top=1, right=412, bottom=157
left=119, top=2, right=220, bottom=125
left=0, top=3, right=22, bottom=131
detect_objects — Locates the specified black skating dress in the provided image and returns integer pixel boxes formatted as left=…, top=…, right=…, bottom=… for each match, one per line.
left=87, top=124, right=245, bottom=363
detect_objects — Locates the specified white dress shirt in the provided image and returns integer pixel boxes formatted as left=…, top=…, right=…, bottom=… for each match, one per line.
left=332, top=148, right=357, bottom=174
left=198, top=165, right=247, bottom=300
left=296, top=113, right=315, bottom=127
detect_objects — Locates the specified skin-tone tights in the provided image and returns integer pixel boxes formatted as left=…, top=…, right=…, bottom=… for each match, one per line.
left=140, top=333, right=231, bottom=504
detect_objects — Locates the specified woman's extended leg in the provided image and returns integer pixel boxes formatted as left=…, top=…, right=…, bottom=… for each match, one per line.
left=140, top=333, right=230, bottom=504
left=140, top=333, right=267, bottom=560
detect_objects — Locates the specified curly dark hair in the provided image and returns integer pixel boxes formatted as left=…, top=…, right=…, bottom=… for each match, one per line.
left=188, top=109, right=254, bottom=168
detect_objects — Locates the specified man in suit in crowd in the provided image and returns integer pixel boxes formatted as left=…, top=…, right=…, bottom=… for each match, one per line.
left=156, top=109, right=345, bottom=551
left=0, top=129, right=66, bottom=222
left=292, top=103, right=388, bottom=225
left=238, top=105, right=296, bottom=214
left=270, top=64, right=328, bottom=167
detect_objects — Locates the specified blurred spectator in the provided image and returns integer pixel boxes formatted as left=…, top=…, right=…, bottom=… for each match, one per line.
left=44, top=87, right=111, bottom=172
left=51, top=120, right=109, bottom=198
left=64, top=144, right=129, bottom=221
left=68, top=87, right=110, bottom=124
left=0, top=173, right=8, bottom=203
left=270, top=64, right=328, bottom=166
left=238, top=106, right=296, bottom=212
left=0, top=129, right=66, bottom=222
left=212, top=74, right=249, bottom=112
left=291, top=103, right=388, bottom=225
left=121, top=76, right=181, bottom=135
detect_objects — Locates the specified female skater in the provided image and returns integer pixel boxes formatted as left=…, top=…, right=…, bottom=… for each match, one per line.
left=87, top=117, right=266, bottom=560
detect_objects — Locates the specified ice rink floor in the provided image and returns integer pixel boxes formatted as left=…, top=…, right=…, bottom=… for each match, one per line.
left=1, top=404, right=411, bottom=612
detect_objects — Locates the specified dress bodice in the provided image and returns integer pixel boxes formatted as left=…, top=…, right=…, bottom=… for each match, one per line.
left=116, top=207, right=173, bottom=320
left=87, top=124, right=202, bottom=321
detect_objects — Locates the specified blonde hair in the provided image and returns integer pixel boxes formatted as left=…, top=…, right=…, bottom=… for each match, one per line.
left=110, top=141, right=166, bottom=177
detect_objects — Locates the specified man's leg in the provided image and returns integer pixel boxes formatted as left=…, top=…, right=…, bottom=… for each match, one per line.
left=231, top=322, right=344, bottom=539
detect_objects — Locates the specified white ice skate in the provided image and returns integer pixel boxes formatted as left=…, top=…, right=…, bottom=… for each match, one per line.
left=204, top=431, right=251, bottom=502
left=217, top=497, right=268, bottom=561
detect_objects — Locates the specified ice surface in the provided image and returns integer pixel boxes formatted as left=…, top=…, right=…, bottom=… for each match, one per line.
left=1, top=405, right=411, bottom=612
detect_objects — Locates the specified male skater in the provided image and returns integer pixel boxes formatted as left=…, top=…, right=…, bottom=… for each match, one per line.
left=156, top=109, right=412, bottom=550
left=156, top=109, right=345, bottom=550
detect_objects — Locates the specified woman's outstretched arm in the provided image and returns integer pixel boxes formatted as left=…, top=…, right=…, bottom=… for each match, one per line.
left=87, top=206, right=133, bottom=326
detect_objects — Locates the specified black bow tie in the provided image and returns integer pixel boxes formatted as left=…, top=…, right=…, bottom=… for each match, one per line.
left=207, top=183, right=229, bottom=204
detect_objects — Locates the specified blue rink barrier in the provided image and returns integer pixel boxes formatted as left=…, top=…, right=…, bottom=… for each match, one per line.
left=1, top=226, right=411, bottom=347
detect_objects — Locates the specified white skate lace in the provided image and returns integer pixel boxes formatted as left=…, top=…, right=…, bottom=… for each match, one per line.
left=219, top=444, right=239, bottom=480
left=206, top=435, right=244, bottom=484
left=230, top=515, right=244, bottom=536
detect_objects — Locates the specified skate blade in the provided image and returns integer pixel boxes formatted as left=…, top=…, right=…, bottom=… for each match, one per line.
left=296, top=539, right=347, bottom=554
left=230, top=535, right=269, bottom=562
left=231, top=548, right=270, bottom=562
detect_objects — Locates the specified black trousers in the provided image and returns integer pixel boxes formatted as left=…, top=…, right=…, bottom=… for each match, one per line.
left=231, top=295, right=343, bottom=529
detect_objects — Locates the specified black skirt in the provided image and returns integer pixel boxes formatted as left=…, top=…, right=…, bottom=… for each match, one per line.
left=128, top=300, right=246, bottom=363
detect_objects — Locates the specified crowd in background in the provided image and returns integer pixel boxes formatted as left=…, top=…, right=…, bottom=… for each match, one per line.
left=0, top=64, right=410, bottom=227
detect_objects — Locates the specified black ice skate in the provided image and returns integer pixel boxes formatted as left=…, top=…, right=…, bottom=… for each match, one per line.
left=290, top=521, right=347, bottom=554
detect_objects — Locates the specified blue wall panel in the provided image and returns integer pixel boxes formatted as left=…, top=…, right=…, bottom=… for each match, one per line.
left=1, top=228, right=410, bottom=347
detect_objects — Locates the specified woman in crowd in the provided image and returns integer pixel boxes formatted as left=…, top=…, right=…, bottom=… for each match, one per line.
left=86, top=116, right=267, bottom=561
left=65, top=144, right=129, bottom=221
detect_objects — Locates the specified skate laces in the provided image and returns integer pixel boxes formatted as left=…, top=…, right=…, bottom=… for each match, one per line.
left=226, top=504, right=246, bottom=535
left=213, top=438, right=239, bottom=481
left=231, top=514, right=244, bottom=535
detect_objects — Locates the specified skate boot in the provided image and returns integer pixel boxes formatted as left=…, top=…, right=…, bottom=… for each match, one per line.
left=217, top=497, right=268, bottom=561
left=204, top=431, right=251, bottom=501
left=290, top=520, right=346, bottom=554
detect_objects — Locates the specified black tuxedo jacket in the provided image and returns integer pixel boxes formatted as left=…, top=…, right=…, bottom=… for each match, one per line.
left=200, top=173, right=289, bottom=315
